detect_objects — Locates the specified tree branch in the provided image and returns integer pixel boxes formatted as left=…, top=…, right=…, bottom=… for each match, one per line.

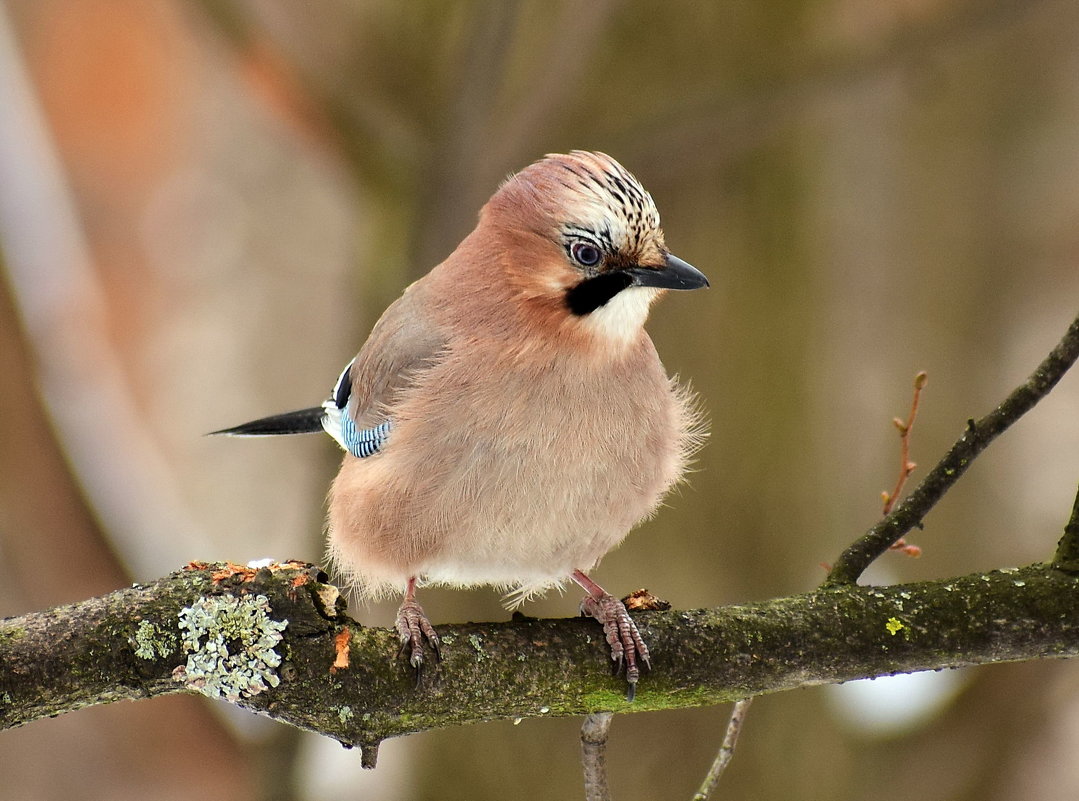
left=692, top=697, right=754, bottom=801
left=1053, top=483, right=1079, bottom=573
left=825, top=310, right=1079, bottom=586
left=3, top=560, right=1079, bottom=767
left=581, top=711, right=615, bottom=801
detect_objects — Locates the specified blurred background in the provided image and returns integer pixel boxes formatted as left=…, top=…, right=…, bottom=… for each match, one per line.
left=1, top=1, right=1078, bottom=799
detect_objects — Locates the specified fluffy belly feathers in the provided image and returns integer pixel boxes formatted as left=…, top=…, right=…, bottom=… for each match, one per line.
left=326, top=342, right=692, bottom=601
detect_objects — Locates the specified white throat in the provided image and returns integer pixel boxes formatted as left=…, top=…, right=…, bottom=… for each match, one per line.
left=580, top=286, right=660, bottom=346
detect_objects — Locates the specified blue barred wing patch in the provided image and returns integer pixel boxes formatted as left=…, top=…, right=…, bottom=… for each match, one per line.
left=341, top=417, right=392, bottom=459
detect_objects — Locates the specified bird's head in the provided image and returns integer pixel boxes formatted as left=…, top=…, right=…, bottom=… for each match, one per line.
left=481, top=151, right=708, bottom=347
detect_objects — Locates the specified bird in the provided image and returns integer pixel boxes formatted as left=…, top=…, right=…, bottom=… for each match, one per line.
left=214, top=150, right=708, bottom=699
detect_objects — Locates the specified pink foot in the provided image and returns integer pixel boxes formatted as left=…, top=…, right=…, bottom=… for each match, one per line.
left=572, top=570, right=651, bottom=701
left=395, top=595, right=440, bottom=670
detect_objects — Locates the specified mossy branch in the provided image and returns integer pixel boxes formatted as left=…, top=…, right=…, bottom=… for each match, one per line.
left=3, top=560, right=1079, bottom=767
left=1053, top=483, right=1079, bottom=572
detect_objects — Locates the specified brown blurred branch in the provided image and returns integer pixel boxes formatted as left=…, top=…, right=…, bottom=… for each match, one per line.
left=638, top=0, right=1059, bottom=178
left=826, top=309, right=1079, bottom=586
left=3, top=560, right=1079, bottom=768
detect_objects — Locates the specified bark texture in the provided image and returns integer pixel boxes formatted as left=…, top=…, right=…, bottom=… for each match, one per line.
left=3, top=560, right=1078, bottom=767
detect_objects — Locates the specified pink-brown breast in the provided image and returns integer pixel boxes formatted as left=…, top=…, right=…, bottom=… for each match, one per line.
left=326, top=327, right=693, bottom=601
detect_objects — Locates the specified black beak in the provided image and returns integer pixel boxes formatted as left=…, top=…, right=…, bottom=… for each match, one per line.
left=624, top=253, right=709, bottom=291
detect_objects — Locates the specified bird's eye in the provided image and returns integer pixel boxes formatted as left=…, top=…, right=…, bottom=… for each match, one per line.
left=571, top=242, right=602, bottom=268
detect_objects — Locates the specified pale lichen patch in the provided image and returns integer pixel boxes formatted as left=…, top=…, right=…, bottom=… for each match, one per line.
left=468, top=633, right=487, bottom=660
left=132, top=619, right=176, bottom=660
left=171, top=594, right=288, bottom=702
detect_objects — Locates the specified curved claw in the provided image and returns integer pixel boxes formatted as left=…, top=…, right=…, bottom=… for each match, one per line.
left=579, top=592, right=651, bottom=701
left=395, top=597, right=440, bottom=672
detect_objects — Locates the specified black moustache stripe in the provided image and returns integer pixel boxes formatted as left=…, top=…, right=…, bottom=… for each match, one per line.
left=564, top=271, right=634, bottom=316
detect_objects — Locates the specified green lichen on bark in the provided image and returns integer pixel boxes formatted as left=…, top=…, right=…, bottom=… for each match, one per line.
left=132, top=619, right=177, bottom=660
left=172, top=594, right=288, bottom=702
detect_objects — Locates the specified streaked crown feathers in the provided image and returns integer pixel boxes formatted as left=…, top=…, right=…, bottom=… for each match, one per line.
left=488, top=151, right=665, bottom=265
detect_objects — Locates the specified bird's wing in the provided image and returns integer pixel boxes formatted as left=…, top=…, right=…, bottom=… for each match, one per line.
left=322, top=280, right=447, bottom=457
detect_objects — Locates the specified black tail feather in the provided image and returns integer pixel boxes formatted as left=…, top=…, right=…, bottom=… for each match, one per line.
left=210, top=407, right=325, bottom=437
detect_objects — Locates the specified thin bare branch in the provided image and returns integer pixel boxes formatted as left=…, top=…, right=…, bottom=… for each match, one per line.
left=884, top=371, right=928, bottom=557
left=581, top=712, right=615, bottom=801
left=882, top=371, right=928, bottom=516
left=826, top=310, right=1079, bottom=586
left=692, top=697, right=755, bottom=801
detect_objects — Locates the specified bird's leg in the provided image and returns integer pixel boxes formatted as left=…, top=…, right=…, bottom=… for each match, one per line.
left=395, top=577, right=441, bottom=669
left=571, top=569, right=651, bottom=701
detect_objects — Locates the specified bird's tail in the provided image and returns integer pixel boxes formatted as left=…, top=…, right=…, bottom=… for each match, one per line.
left=210, top=407, right=326, bottom=437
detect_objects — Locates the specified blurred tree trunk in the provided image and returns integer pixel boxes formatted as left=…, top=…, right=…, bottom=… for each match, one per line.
left=0, top=264, right=256, bottom=801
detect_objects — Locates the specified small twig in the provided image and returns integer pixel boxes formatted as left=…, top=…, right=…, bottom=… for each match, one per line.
left=883, top=372, right=927, bottom=558
left=581, top=712, right=615, bottom=801
left=1052, top=483, right=1079, bottom=572
left=882, top=371, right=928, bottom=516
left=887, top=538, right=922, bottom=558
left=826, top=310, right=1079, bottom=586
left=691, top=697, right=755, bottom=801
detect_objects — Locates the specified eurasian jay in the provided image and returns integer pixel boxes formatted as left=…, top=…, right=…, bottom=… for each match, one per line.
left=216, top=151, right=708, bottom=698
